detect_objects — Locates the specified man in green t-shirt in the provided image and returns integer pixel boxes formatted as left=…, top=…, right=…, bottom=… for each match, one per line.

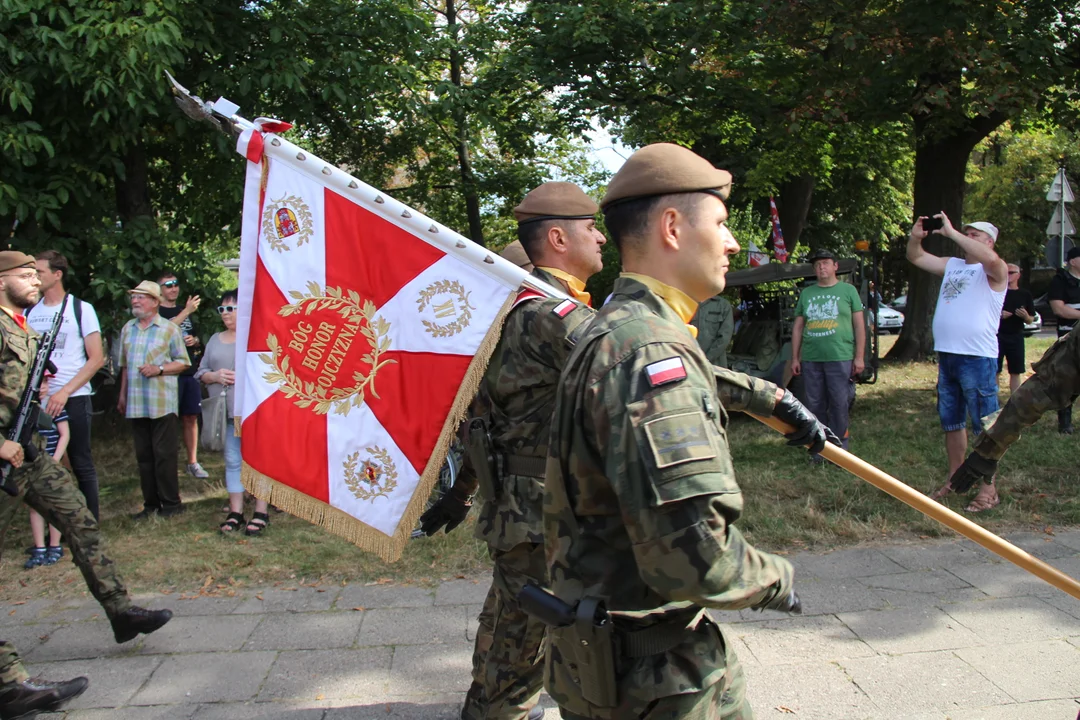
left=791, top=248, right=865, bottom=459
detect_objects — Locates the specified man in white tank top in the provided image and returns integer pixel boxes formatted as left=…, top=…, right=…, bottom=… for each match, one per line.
left=908, top=214, right=1008, bottom=513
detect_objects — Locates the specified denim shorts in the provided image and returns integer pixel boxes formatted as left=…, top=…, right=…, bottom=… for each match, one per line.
left=937, top=352, right=999, bottom=433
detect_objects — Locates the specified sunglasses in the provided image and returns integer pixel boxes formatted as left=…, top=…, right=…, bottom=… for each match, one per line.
left=161, top=280, right=179, bottom=288
left=217, top=305, right=237, bottom=314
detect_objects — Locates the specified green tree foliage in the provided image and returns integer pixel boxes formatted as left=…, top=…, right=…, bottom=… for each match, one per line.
left=1, top=0, right=600, bottom=332
left=966, top=125, right=1080, bottom=269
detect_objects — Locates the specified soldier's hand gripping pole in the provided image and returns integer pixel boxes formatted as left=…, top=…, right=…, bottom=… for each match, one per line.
left=750, top=413, right=1080, bottom=601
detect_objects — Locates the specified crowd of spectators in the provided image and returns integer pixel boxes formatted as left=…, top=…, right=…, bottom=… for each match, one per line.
left=19, top=252, right=263, bottom=572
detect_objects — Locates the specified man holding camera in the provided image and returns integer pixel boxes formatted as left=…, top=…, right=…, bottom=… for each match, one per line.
left=910, top=216, right=1008, bottom=512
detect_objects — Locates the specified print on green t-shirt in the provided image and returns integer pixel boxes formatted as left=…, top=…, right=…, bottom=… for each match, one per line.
left=794, top=282, right=864, bottom=362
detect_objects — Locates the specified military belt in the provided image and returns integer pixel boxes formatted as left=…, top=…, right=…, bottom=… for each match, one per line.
left=503, top=454, right=546, bottom=479
left=618, top=608, right=707, bottom=657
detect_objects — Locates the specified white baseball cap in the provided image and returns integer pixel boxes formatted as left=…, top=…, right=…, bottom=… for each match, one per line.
left=962, top=221, right=999, bottom=242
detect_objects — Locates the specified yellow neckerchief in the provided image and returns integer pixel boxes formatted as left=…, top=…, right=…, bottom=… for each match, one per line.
left=537, top=266, right=591, bottom=307
left=620, top=272, right=700, bottom=339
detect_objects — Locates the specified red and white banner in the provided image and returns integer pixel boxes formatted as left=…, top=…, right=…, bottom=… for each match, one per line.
left=768, top=196, right=788, bottom=263
left=748, top=241, right=769, bottom=267
left=233, top=128, right=552, bottom=561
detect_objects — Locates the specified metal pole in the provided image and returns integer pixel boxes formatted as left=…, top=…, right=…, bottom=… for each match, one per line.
left=751, top=413, right=1080, bottom=601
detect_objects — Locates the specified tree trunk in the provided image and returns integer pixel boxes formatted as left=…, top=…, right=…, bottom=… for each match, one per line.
left=115, top=140, right=153, bottom=223
left=445, top=0, right=485, bottom=246
left=775, top=175, right=815, bottom=250
left=886, top=113, right=1004, bottom=361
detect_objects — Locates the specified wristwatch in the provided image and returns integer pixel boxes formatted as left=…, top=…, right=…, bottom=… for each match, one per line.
left=158, top=364, right=165, bottom=376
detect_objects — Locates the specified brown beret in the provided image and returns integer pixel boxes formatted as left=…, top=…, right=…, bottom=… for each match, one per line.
left=498, top=241, right=534, bottom=270
left=600, top=143, right=733, bottom=209
left=513, top=182, right=598, bottom=224
left=0, top=251, right=36, bottom=274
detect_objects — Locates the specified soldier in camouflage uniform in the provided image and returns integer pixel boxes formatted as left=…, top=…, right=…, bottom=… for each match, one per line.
left=0, top=251, right=173, bottom=718
left=692, top=295, right=734, bottom=368
left=944, top=326, right=1080, bottom=500
left=543, top=144, right=829, bottom=719
left=420, top=182, right=605, bottom=720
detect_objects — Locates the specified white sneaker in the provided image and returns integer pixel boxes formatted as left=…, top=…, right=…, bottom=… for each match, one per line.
left=186, top=462, right=209, bottom=479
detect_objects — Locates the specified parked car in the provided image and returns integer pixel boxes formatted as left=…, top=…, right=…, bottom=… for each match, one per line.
left=890, top=295, right=907, bottom=314
left=1023, top=311, right=1043, bottom=336
left=1033, top=293, right=1055, bottom=326
left=870, top=305, right=904, bottom=334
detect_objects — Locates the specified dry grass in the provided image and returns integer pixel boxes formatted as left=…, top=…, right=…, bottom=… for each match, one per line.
left=1, top=334, right=1076, bottom=603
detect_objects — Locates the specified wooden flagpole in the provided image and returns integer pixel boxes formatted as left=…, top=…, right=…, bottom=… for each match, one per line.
left=751, top=414, right=1080, bottom=601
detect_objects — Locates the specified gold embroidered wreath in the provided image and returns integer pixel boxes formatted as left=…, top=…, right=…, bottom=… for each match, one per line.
left=416, top=279, right=476, bottom=338
left=343, top=446, right=398, bottom=502
left=262, top=194, right=314, bottom=253
left=260, top=282, right=395, bottom=416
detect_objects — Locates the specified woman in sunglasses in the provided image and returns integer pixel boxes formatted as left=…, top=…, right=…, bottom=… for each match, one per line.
left=194, top=290, right=270, bottom=535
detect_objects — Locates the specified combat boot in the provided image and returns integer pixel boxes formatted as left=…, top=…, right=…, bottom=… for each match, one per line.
left=110, top=606, right=173, bottom=643
left=0, top=675, right=88, bottom=719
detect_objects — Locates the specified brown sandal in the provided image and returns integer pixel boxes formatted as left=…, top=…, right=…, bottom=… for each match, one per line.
left=965, top=484, right=1000, bottom=513
left=929, top=482, right=953, bottom=501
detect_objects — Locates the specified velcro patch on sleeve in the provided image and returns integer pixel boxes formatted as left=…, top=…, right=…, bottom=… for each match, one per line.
left=645, top=357, right=687, bottom=387
left=553, top=299, right=576, bottom=318
left=643, top=412, right=717, bottom=469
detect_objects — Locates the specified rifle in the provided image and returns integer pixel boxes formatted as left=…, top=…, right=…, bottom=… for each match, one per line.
left=1, top=297, right=66, bottom=495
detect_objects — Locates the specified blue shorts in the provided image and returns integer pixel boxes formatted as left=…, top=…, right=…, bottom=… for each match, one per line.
left=937, top=352, right=999, bottom=433
left=177, top=374, right=203, bottom=417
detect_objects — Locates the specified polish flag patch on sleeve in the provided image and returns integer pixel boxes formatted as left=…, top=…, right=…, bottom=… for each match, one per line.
left=553, top=299, right=576, bottom=318
left=645, top=357, right=688, bottom=387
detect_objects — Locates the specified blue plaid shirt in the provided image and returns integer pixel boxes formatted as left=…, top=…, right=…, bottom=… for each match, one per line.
left=119, top=314, right=190, bottom=419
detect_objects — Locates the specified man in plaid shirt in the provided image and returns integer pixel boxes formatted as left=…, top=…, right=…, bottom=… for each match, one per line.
left=118, top=280, right=190, bottom=519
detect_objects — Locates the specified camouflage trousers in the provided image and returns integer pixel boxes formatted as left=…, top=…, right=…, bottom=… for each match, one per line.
left=0, top=452, right=131, bottom=683
left=551, top=619, right=752, bottom=720
left=462, top=541, right=548, bottom=720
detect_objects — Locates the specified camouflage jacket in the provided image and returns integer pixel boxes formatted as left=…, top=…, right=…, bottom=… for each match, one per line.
left=0, top=309, right=35, bottom=433
left=465, top=267, right=596, bottom=552
left=544, top=276, right=793, bottom=705
left=691, top=295, right=734, bottom=368
left=976, top=326, right=1080, bottom=461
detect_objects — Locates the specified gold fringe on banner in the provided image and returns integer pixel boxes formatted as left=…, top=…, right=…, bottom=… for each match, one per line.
left=239, top=288, right=518, bottom=563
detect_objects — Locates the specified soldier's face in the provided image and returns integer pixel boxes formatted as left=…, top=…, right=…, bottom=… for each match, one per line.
left=678, top=195, right=739, bottom=301
left=565, top=218, right=606, bottom=280
left=0, top=268, right=41, bottom=309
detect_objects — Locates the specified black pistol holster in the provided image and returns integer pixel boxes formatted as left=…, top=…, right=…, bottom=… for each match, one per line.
left=519, top=583, right=618, bottom=708
left=465, top=417, right=499, bottom=501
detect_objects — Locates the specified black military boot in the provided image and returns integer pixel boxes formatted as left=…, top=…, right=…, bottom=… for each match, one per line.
left=0, top=675, right=88, bottom=719
left=110, top=606, right=173, bottom=643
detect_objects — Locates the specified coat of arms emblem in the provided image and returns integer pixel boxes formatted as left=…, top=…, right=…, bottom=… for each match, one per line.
left=262, top=194, right=314, bottom=252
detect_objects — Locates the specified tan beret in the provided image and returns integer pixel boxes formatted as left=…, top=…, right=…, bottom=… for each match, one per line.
left=600, top=143, right=733, bottom=209
left=513, top=182, right=598, bottom=224
left=498, top=241, right=534, bottom=270
left=0, top=251, right=36, bottom=274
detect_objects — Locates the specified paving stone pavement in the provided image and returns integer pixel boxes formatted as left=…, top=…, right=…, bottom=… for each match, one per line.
left=6, top=533, right=1080, bottom=719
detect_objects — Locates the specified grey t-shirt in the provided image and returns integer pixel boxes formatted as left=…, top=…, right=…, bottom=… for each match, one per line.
left=194, top=332, right=236, bottom=417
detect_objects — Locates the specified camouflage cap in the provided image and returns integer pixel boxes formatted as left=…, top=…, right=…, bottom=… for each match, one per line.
left=513, top=182, right=598, bottom=225
left=0, top=251, right=36, bottom=274
left=600, top=143, right=733, bottom=209
left=499, top=240, right=534, bottom=270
